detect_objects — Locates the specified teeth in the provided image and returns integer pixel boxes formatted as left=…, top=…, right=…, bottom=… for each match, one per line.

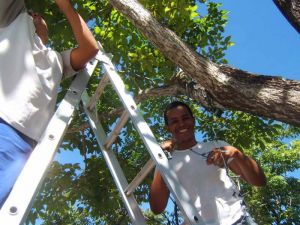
left=179, top=129, right=188, bottom=133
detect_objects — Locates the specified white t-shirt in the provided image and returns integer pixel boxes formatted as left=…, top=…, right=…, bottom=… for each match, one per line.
left=169, top=141, right=244, bottom=225
left=0, top=8, right=76, bottom=141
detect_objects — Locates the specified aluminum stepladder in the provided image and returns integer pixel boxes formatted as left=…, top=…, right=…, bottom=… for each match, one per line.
left=0, top=42, right=205, bottom=225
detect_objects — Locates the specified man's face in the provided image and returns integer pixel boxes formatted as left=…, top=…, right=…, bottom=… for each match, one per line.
left=165, top=105, right=196, bottom=148
left=29, top=12, right=48, bottom=44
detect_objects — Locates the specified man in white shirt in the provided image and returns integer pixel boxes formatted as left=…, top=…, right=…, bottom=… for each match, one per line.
left=0, top=0, right=99, bottom=207
left=150, top=101, right=267, bottom=225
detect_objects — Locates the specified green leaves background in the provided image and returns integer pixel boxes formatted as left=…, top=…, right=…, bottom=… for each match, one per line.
left=24, top=1, right=299, bottom=224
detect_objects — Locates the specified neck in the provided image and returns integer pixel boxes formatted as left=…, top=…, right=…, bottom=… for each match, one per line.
left=176, top=138, right=197, bottom=150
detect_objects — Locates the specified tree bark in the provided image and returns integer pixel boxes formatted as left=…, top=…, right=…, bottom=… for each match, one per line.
left=109, top=0, right=300, bottom=127
left=273, top=0, right=300, bottom=33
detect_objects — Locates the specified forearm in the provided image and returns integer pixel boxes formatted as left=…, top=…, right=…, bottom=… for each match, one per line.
left=149, top=170, right=170, bottom=214
left=230, top=151, right=266, bottom=186
left=57, top=1, right=98, bottom=70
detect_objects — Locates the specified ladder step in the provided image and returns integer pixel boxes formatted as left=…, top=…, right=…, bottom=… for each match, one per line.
left=124, top=159, right=155, bottom=196
left=87, top=73, right=110, bottom=110
left=105, top=111, right=129, bottom=149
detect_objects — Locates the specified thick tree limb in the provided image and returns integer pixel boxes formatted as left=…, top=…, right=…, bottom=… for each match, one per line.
left=273, top=0, right=300, bottom=33
left=109, top=0, right=300, bottom=127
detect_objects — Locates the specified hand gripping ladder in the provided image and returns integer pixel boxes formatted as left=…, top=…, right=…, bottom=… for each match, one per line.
left=0, top=42, right=205, bottom=225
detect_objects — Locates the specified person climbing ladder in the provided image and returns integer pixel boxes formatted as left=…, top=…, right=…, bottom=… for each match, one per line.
left=0, top=0, right=99, bottom=207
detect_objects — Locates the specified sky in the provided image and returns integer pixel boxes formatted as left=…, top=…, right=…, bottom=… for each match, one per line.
left=220, top=1, right=300, bottom=81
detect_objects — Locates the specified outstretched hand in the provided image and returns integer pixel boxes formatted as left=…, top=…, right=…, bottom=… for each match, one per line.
left=206, top=146, right=242, bottom=168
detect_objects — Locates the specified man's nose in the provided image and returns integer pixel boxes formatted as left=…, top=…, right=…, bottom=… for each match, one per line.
left=178, top=119, right=185, bottom=126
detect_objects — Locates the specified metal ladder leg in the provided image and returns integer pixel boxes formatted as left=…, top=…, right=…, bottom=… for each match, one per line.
left=0, top=59, right=98, bottom=225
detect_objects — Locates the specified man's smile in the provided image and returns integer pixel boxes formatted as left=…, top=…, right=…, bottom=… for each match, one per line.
left=178, top=128, right=189, bottom=133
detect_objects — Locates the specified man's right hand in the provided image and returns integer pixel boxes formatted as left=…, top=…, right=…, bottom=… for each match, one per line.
left=160, top=139, right=175, bottom=152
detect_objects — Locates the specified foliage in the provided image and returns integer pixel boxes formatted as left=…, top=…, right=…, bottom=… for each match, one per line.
left=24, top=0, right=299, bottom=224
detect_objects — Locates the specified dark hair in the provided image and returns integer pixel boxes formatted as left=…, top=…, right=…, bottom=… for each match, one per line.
left=164, top=101, right=194, bottom=125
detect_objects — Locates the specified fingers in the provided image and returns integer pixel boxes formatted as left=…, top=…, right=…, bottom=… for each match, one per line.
left=207, top=148, right=227, bottom=167
left=160, top=140, right=173, bottom=152
left=207, top=146, right=239, bottom=167
left=207, top=150, right=222, bottom=167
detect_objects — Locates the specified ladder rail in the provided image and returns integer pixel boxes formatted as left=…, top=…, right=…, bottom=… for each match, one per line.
left=0, top=59, right=98, bottom=225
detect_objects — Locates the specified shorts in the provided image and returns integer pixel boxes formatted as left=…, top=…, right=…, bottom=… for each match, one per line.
left=0, top=118, right=36, bottom=208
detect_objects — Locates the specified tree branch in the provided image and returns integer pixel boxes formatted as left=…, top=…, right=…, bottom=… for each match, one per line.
left=109, top=0, right=300, bottom=127
left=273, top=0, right=300, bottom=33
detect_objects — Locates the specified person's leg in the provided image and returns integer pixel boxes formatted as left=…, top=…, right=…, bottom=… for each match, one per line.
left=0, top=119, right=34, bottom=208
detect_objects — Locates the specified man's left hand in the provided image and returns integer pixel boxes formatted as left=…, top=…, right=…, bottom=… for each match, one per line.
left=206, top=146, right=242, bottom=168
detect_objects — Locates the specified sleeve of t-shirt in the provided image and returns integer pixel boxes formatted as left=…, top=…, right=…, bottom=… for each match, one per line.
left=0, top=0, right=25, bottom=27
left=60, top=49, right=78, bottom=79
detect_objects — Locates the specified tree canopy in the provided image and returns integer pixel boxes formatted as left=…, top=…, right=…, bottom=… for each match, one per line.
left=24, top=0, right=299, bottom=224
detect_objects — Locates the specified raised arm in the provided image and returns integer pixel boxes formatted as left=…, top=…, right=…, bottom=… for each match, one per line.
left=55, top=0, right=98, bottom=71
left=207, top=146, right=267, bottom=186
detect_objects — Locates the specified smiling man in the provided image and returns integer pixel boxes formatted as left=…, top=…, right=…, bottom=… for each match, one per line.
left=149, top=101, right=266, bottom=225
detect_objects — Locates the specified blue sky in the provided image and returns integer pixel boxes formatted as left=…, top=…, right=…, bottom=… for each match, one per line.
left=220, top=1, right=300, bottom=81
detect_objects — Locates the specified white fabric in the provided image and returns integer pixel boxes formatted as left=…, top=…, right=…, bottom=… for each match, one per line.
left=0, top=11, right=76, bottom=141
left=169, top=141, right=244, bottom=225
